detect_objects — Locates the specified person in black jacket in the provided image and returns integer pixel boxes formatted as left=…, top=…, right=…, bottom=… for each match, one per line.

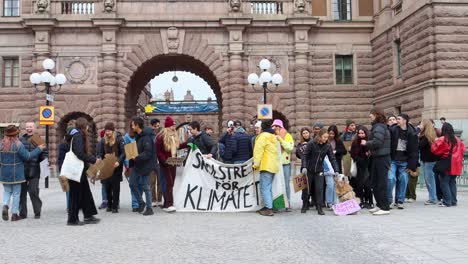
left=67, top=117, right=100, bottom=226
left=361, top=108, right=391, bottom=215
left=327, top=125, right=347, bottom=173
left=129, top=117, right=156, bottom=216
left=301, top=129, right=339, bottom=215
left=19, top=122, right=48, bottom=219
left=387, top=114, right=419, bottom=209
left=97, top=122, right=125, bottom=213
left=188, top=121, right=217, bottom=156
left=232, top=126, right=253, bottom=164
left=350, top=126, right=373, bottom=209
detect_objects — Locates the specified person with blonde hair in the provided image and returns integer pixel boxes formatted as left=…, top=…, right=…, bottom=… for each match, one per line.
left=417, top=119, right=438, bottom=205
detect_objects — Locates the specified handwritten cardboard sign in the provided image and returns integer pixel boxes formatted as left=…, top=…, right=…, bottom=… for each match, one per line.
left=30, top=134, right=45, bottom=146
left=124, top=141, right=138, bottom=160
left=292, top=173, right=308, bottom=193
left=332, top=199, right=361, bottom=216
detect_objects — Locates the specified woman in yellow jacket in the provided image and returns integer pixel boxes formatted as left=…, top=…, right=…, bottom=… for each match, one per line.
left=253, top=120, right=279, bottom=216
left=271, top=119, right=294, bottom=210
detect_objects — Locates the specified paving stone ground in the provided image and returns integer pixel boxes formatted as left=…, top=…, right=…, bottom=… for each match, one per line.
left=1, top=177, right=467, bottom=264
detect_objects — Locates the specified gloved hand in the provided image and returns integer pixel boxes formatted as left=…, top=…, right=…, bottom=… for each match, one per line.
left=301, top=168, right=307, bottom=175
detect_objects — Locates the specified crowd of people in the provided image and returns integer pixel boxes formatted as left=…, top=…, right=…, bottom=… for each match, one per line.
left=0, top=108, right=465, bottom=224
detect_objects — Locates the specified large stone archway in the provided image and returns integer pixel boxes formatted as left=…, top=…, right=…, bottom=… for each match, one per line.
left=111, top=34, right=229, bottom=132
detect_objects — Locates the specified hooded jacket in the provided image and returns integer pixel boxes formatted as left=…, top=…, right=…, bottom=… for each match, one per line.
left=189, top=131, right=217, bottom=155
left=253, top=129, right=280, bottom=174
left=132, top=127, right=156, bottom=176
left=431, top=136, right=466, bottom=176
left=232, top=127, right=253, bottom=162
left=0, top=141, right=42, bottom=184
left=301, top=141, right=339, bottom=174
left=20, top=133, right=48, bottom=179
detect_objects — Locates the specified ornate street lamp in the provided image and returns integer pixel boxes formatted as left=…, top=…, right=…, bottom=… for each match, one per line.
left=247, top=58, right=283, bottom=104
left=29, top=58, right=67, bottom=188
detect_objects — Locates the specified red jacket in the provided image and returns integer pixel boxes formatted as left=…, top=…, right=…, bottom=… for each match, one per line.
left=155, top=133, right=187, bottom=166
left=431, top=136, right=466, bottom=176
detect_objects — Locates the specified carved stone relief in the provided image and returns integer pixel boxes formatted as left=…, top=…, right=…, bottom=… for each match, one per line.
left=60, top=57, right=97, bottom=84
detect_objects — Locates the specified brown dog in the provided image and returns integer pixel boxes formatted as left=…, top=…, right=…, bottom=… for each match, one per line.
left=334, top=174, right=357, bottom=203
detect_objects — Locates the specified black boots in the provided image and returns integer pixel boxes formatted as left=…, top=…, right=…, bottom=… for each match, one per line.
left=317, top=206, right=325, bottom=215
left=301, top=202, right=309, bottom=213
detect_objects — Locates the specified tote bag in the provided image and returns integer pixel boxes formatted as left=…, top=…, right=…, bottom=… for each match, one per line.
left=60, top=139, right=84, bottom=182
left=350, top=160, right=357, bottom=177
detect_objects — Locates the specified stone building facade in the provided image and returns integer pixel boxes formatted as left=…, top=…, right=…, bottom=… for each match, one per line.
left=1, top=0, right=467, bottom=163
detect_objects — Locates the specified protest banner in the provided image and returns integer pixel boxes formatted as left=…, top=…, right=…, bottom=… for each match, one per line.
left=174, top=149, right=287, bottom=212
left=332, top=199, right=361, bottom=216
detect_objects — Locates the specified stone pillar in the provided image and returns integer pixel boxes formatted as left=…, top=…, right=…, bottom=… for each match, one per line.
left=294, top=52, right=310, bottom=129
left=228, top=52, right=244, bottom=122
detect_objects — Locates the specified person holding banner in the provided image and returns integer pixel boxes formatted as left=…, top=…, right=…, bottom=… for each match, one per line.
left=67, top=118, right=100, bottom=225
left=301, top=129, right=339, bottom=215
left=156, top=116, right=187, bottom=213
left=253, top=120, right=280, bottom=216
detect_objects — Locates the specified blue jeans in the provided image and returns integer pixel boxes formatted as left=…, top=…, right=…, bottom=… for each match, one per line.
left=283, top=164, right=291, bottom=204
left=423, top=162, right=437, bottom=202
left=101, top=183, right=107, bottom=202
left=131, top=176, right=144, bottom=209
left=66, top=192, right=70, bottom=209
left=130, top=171, right=152, bottom=209
left=388, top=161, right=409, bottom=204
left=439, top=173, right=457, bottom=206
left=260, top=171, right=275, bottom=209
left=325, top=174, right=336, bottom=205
left=3, top=184, right=21, bottom=214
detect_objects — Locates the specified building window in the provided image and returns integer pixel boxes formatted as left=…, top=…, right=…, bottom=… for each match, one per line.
left=335, top=55, right=353, bottom=85
left=3, top=0, right=20, bottom=17
left=333, top=0, right=352, bottom=21
left=395, top=39, right=402, bottom=78
left=3, top=58, right=19, bottom=87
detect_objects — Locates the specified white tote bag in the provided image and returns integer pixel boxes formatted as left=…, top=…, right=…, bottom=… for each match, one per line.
left=350, top=160, right=357, bottom=177
left=60, top=139, right=84, bottom=183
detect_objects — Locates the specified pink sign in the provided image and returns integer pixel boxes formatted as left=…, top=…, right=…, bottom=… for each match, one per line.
left=332, top=199, right=361, bottom=216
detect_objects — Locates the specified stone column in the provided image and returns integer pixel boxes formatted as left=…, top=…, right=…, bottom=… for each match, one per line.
left=294, top=52, right=310, bottom=129
left=228, top=52, right=244, bottom=122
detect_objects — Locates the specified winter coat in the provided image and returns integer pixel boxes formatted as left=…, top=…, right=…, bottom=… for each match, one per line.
left=97, top=133, right=126, bottom=182
left=341, top=131, right=356, bottom=142
left=20, top=134, right=48, bottom=180
left=219, top=132, right=237, bottom=161
left=155, top=133, right=188, bottom=165
left=419, top=136, right=437, bottom=163
left=296, top=141, right=309, bottom=160
left=390, top=124, right=419, bottom=170
left=301, top=141, right=339, bottom=174
left=278, top=132, right=294, bottom=165
left=71, top=132, right=97, bottom=170
left=189, top=131, right=217, bottom=155
left=350, top=139, right=370, bottom=180
left=0, top=141, right=42, bottom=184
left=57, top=143, right=69, bottom=172
left=253, top=129, right=280, bottom=174
left=366, top=123, right=391, bottom=158
left=131, top=127, right=156, bottom=176
left=232, top=129, right=253, bottom=162
left=431, top=136, right=466, bottom=176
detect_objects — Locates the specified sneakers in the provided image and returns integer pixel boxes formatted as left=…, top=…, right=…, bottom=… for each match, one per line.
left=372, top=210, right=390, bottom=216
left=2, top=205, right=8, bottom=221
left=163, top=206, right=176, bottom=213
left=137, top=203, right=146, bottom=213
left=143, top=208, right=154, bottom=216
left=112, top=208, right=118, bottom=214
left=106, top=207, right=112, bottom=212
left=67, top=220, right=85, bottom=226
left=98, top=201, right=107, bottom=209
left=34, top=214, right=41, bottom=219
left=424, top=200, right=437, bottom=205
left=406, top=198, right=415, bottom=203
left=151, top=202, right=158, bottom=207
left=84, top=216, right=100, bottom=224
left=258, top=208, right=274, bottom=216
left=132, top=208, right=139, bottom=212
left=397, top=203, right=404, bottom=209
left=11, top=213, right=21, bottom=221
left=438, top=203, right=449, bottom=207
left=369, top=207, right=380, bottom=213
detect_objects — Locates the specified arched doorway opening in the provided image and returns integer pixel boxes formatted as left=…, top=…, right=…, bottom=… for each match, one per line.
left=56, top=112, right=98, bottom=155
left=125, top=54, right=222, bottom=135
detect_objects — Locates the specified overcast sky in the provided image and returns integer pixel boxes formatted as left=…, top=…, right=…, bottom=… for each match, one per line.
left=150, top=71, right=216, bottom=101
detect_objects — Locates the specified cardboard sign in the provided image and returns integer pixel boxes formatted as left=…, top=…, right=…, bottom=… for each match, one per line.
left=124, top=141, right=138, bottom=160
left=332, top=199, right=361, bottom=216
left=30, top=134, right=45, bottom=146
left=86, top=154, right=118, bottom=180
left=292, top=173, right=308, bottom=193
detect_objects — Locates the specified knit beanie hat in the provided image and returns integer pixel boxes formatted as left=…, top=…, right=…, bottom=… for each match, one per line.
left=346, top=119, right=355, bottom=127
left=312, top=121, right=324, bottom=129
left=164, top=116, right=176, bottom=128
left=104, top=122, right=115, bottom=131
left=254, top=121, right=262, bottom=128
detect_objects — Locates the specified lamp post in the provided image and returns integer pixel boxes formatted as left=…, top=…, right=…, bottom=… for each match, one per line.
left=247, top=58, right=283, bottom=104
left=29, top=58, right=67, bottom=188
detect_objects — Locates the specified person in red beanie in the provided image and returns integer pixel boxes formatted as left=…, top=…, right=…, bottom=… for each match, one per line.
left=155, top=116, right=187, bottom=213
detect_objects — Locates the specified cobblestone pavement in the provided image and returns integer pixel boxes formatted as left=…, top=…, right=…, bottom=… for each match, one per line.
left=1, top=178, right=467, bottom=264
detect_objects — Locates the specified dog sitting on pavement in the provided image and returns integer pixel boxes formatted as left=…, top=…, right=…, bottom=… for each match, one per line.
left=334, top=173, right=358, bottom=203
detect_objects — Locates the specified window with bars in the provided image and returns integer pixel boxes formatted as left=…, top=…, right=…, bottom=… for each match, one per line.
left=3, top=58, right=19, bottom=87
left=335, top=55, right=353, bottom=85
left=3, top=0, right=20, bottom=17
left=333, top=0, right=352, bottom=21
